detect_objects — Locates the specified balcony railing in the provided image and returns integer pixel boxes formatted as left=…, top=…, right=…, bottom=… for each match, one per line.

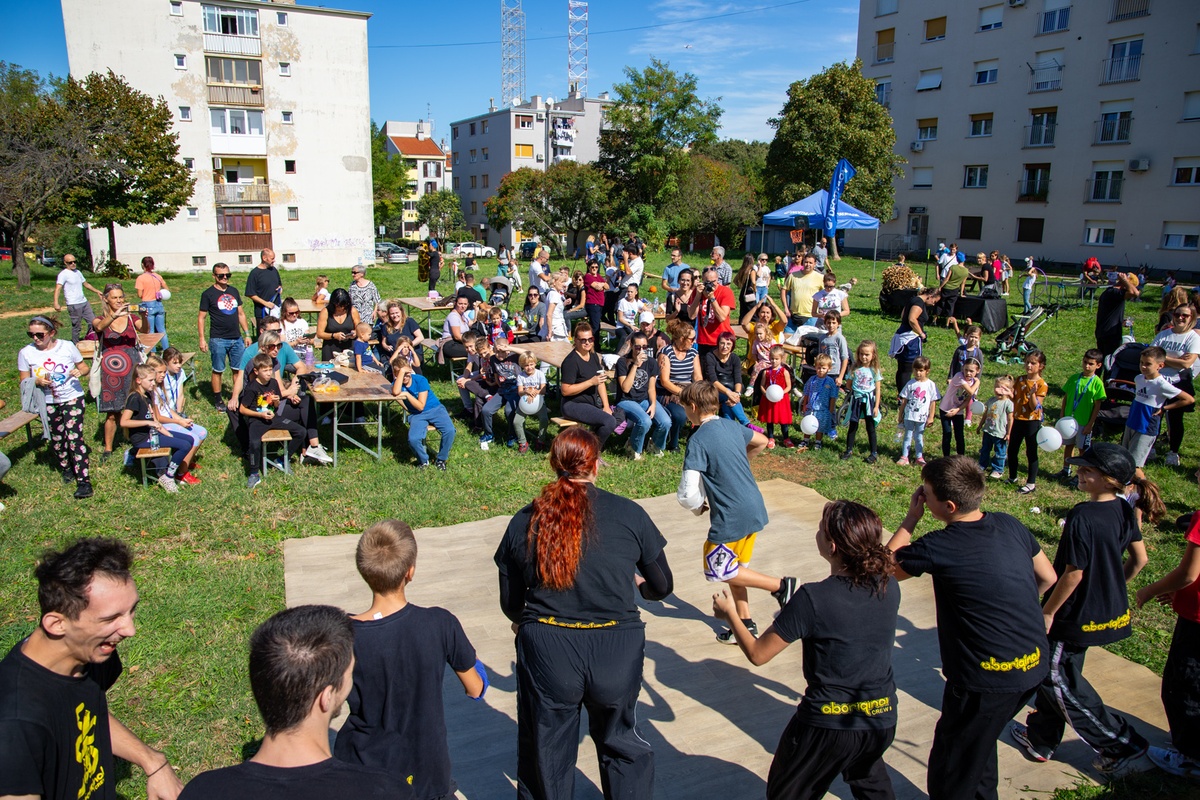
left=1110, top=0, right=1150, bottom=22
left=218, top=232, right=272, bottom=252
left=1037, top=6, right=1070, bottom=34
left=1023, top=124, right=1057, bottom=148
left=1017, top=179, right=1051, bottom=201
left=1085, top=177, right=1123, bottom=202
left=207, top=84, right=264, bottom=107
left=1094, top=116, right=1133, bottom=144
left=214, top=183, right=270, bottom=204
left=873, top=42, right=894, bottom=63
left=1029, top=64, right=1063, bottom=92
left=1101, top=54, right=1142, bottom=84
left=203, top=32, right=262, bottom=56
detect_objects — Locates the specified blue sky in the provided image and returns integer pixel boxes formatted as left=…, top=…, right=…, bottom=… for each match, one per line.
left=1, top=0, right=859, bottom=144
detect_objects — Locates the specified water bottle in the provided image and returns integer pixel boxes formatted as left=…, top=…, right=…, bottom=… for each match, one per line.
left=149, top=429, right=160, bottom=449
left=304, top=345, right=314, bottom=368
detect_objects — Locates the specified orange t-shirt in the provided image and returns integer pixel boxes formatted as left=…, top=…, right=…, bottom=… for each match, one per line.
left=1013, top=375, right=1048, bottom=420
left=135, top=271, right=167, bottom=302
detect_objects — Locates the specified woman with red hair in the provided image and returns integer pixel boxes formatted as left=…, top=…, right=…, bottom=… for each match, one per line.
left=494, top=427, right=673, bottom=799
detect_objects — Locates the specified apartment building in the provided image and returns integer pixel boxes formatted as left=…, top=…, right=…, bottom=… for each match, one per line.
left=382, top=119, right=450, bottom=240
left=854, top=0, right=1200, bottom=272
left=449, top=90, right=611, bottom=247
left=61, top=0, right=373, bottom=272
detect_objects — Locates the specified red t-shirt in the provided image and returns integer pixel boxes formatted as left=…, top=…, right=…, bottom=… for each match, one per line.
left=1172, top=512, right=1200, bottom=624
left=698, top=284, right=734, bottom=346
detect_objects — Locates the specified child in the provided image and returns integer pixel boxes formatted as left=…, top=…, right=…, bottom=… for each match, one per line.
left=390, top=336, right=422, bottom=376
left=479, top=339, right=522, bottom=449
left=393, top=363, right=456, bottom=470
left=486, top=305, right=514, bottom=348
left=454, top=334, right=488, bottom=430
left=239, top=353, right=306, bottom=489
left=676, top=380, right=796, bottom=643
left=745, top=320, right=776, bottom=398
left=513, top=352, right=549, bottom=453
left=1012, top=443, right=1149, bottom=774
left=1022, top=257, right=1038, bottom=314
left=352, top=322, right=385, bottom=374
left=1136, top=466, right=1200, bottom=779
left=1053, top=349, right=1106, bottom=482
left=938, top=359, right=980, bottom=458
left=758, top=345, right=794, bottom=448
left=334, top=519, right=486, bottom=800
left=819, top=311, right=849, bottom=386
left=841, top=340, right=882, bottom=463
left=1009, top=350, right=1049, bottom=494
left=161, top=347, right=198, bottom=431
left=312, top=275, right=330, bottom=306
left=978, top=375, right=1015, bottom=479
left=1123, top=346, right=1194, bottom=468
left=615, top=283, right=642, bottom=353
left=799, top=354, right=839, bottom=451
left=147, top=353, right=204, bottom=484
left=896, top=356, right=939, bottom=466
left=121, top=363, right=193, bottom=493
left=949, top=325, right=983, bottom=426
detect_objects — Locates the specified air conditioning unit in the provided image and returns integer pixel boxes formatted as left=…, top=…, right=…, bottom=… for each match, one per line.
left=536, top=113, right=545, bottom=121
left=1128, top=158, right=1151, bottom=172
left=910, top=141, right=924, bottom=152
left=1007, top=0, right=1025, bottom=7
left=213, top=157, right=223, bottom=169
left=536, top=154, right=545, bottom=162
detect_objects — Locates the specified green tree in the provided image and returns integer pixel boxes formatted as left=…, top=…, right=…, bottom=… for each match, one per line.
left=486, top=163, right=613, bottom=252
left=765, top=59, right=904, bottom=256
left=416, top=189, right=465, bottom=241
left=371, top=120, right=412, bottom=234
left=666, top=154, right=758, bottom=249
left=692, top=138, right=769, bottom=201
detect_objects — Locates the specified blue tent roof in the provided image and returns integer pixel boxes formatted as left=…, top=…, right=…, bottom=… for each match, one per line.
left=762, top=189, right=880, bottom=230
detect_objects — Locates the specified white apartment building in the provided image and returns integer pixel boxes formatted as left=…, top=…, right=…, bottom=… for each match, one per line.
left=450, top=90, right=612, bottom=247
left=61, top=0, right=374, bottom=273
left=853, top=0, right=1200, bottom=273
left=382, top=120, right=450, bottom=240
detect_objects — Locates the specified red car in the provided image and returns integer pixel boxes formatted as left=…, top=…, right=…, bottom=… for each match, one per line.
left=0, top=247, right=11, bottom=262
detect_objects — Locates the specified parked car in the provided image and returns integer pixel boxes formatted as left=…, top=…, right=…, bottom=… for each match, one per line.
left=375, top=242, right=410, bottom=264
left=38, top=249, right=56, bottom=267
left=518, top=240, right=552, bottom=260
left=453, top=241, right=497, bottom=258
left=0, top=247, right=11, bottom=263
left=384, top=247, right=410, bottom=264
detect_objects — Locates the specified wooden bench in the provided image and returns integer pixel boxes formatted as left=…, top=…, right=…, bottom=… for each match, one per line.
left=0, top=409, right=40, bottom=442
left=135, top=447, right=172, bottom=487
left=550, top=417, right=580, bottom=430
left=261, top=429, right=293, bottom=477
left=179, top=351, right=197, bottom=383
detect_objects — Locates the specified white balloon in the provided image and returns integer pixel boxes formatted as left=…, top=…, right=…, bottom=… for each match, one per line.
left=518, top=395, right=543, bottom=416
left=764, top=384, right=785, bottom=403
left=157, top=289, right=171, bottom=301
left=800, top=414, right=820, bottom=436
left=1055, top=417, right=1080, bottom=440
left=1036, top=426, right=1063, bottom=452
left=970, top=400, right=986, bottom=415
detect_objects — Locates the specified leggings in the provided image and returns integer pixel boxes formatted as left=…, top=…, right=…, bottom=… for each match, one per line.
left=940, top=411, right=966, bottom=457
left=766, top=423, right=790, bottom=441
left=1008, top=418, right=1041, bottom=483
left=844, top=417, right=877, bottom=456
left=895, top=360, right=915, bottom=396
left=48, top=398, right=90, bottom=483
left=562, top=398, right=622, bottom=449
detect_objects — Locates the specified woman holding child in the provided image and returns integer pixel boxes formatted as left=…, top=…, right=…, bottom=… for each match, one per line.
left=495, top=427, right=673, bottom=800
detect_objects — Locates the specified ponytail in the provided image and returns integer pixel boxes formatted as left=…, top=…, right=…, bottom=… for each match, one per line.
left=1131, top=472, right=1166, bottom=525
left=526, top=427, right=599, bottom=591
left=821, top=500, right=895, bottom=596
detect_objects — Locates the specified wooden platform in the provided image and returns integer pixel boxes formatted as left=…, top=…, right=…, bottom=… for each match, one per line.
left=284, top=479, right=1169, bottom=799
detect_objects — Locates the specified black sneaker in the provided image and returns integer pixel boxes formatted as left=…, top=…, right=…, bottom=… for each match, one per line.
left=1050, top=468, right=1071, bottom=482
left=62, top=471, right=74, bottom=485
left=214, top=401, right=227, bottom=413
left=1093, top=744, right=1148, bottom=776
left=73, top=481, right=93, bottom=500
left=840, top=450, right=853, bottom=460
left=1010, top=723, right=1053, bottom=763
left=716, top=621, right=758, bottom=644
left=865, top=454, right=878, bottom=464
left=435, top=460, right=448, bottom=471
left=416, top=461, right=429, bottom=470
left=772, top=576, right=798, bottom=609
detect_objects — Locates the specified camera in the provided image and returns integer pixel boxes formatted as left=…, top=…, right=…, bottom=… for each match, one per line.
left=703, top=280, right=716, bottom=293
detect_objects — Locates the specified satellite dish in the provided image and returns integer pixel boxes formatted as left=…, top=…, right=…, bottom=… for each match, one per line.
left=511, top=95, right=522, bottom=106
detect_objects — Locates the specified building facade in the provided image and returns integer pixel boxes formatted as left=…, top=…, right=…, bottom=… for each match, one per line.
left=449, top=90, right=611, bottom=247
left=62, top=0, right=373, bottom=273
left=382, top=120, right=449, bottom=240
left=853, top=0, right=1199, bottom=272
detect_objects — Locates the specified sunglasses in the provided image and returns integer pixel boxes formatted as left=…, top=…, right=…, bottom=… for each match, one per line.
left=215, top=272, right=231, bottom=279
left=264, top=344, right=281, bottom=351
left=27, top=330, right=49, bottom=339
left=64, top=260, right=76, bottom=265
left=576, top=336, right=594, bottom=343
left=1174, top=312, right=1192, bottom=319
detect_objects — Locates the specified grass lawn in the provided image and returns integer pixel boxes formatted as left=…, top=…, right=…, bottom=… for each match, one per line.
left=2, top=254, right=1199, bottom=798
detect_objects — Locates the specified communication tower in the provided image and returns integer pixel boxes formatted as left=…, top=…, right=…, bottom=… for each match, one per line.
left=500, top=0, right=527, bottom=107
left=567, top=1, right=588, bottom=97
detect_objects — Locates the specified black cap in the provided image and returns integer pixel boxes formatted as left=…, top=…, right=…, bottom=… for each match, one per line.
left=1066, top=442, right=1135, bottom=485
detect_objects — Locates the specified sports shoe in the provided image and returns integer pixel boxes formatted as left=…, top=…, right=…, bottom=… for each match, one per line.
left=158, top=474, right=179, bottom=494
left=743, top=386, right=754, bottom=398
left=896, top=456, right=910, bottom=466
left=73, top=481, right=93, bottom=500
left=632, top=451, right=644, bottom=461
left=1009, top=723, right=1053, bottom=763
left=1050, top=468, right=1072, bottom=481
left=840, top=450, right=853, bottom=460
left=814, top=442, right=823, bottom=451
left=613, top=420, right=629, bottom=435
left=916, top=456, right=926, bottom=466
left=479, top=434, right=494, bottom=445
left=415, top=461, right=429, bottom=470
left=62, top=471, right=74, bottom=485
left=1092, top=745, right=1148, bottom=776
left=865, top=454, right=878, bottom=464
left=990, top=471, right=1004, bottom=479
left=178, top=471, right=201, bottom=486
left=518, top=442, right=530, bottom=454
left=1167, top=452, right=1182, bottom=467
left=772, top=576, right=798, bottom=609
left=766, top=438, right=776, bottom=450
left=1147, top=746, right=1200, bottom=779
left=304, top=443, right=333, bottom=465
left=788, top=439, right=801, bottom=449
left=214, top=401, right=227, bottom=413
left=716, top=621, right=758, bottom=644
left=435, top=459, right=448, bottom=471
left=247, top=472, right=262, bottom=489
left=506, top=438, right=518, bottom=448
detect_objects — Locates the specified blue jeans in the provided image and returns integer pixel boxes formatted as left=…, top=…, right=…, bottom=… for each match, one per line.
left=209, top=337, right=245, bottom=373
left=662, top=400, right=689, bottom=451
left=719, top=398, right=751, bottom=426
left=1022, top=286, right=1033, bottom=314
left=756, top=286, right=768, bottom=301
left=482, top=392, right=518, bottom=438
left=979, top=432, right=1008, bottom=473
left=141, top=300, right=167, bottom=349
left=900, top=419, right=925, bottom=459
left=408, top=404, right=456, bottom=465
left=616, top=399, right=669, bottom=454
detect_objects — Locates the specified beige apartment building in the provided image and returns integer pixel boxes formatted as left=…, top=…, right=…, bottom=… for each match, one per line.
left=382, top=120, right=450, bottom=240
left=853, top=0, right=1200, bottom=273
left=61, top=0, right=374, bottom=272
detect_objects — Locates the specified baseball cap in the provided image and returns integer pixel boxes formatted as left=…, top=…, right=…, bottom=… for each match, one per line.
left=639, top=311, right=656, bottom=324
left=1066, top=442, right=1135, bottom=485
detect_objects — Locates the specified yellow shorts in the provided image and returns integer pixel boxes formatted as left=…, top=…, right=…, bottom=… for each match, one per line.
left=703, top=533, right=757, bottom=582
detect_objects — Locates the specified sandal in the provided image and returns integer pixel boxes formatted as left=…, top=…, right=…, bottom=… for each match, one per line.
left=1018, top=483, right=1037, bottom=494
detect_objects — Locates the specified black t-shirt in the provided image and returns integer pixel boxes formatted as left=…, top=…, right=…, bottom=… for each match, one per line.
left=334, top=606, right=475, bottom=800
left=245, top=266, right=283, bottom=315
left=1048, top=499, right=1142, bottom=646
left=616, top=355, right=659, bottom=404
left=561, top=349, right=605, bottom=405
left=702, top=351, right=742, bottom=390
left=897, top=296, right=929, bottom=335
left=381, top=318, right=421, bottom=355
left=124, top=391, right=155, bottom=446
left=1095, top=286, right=1126, bottom=355
left=239, top=377, right=282, bottom=417
left=0, top=642, right=122, bottom=800
left=179, top=758, right=410, bottom=800
left=486, top=352, right=523, bottom=395
left=772, top=576, right=900, bottom=730
left=200, top=285, right=244, bottom=340
left=456, top=286, right=483, bottom=308
left=895, top=512, right=1049, bottom=692
left=495, top=485, right=666, bottom=627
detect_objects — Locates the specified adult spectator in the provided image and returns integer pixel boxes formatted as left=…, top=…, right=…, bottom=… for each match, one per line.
left=18, top=315, right=92, bottom=498
left=348, top=266, right=381, bottom=325
left=711, top=246, right=733, bottom=286
left=563, top=270, right=585, bottom=321
left=603, top=255, right=623, bottom=326
left=1081, top=257, right=1103, bottom=302
left=704, top=331, right=756, bottom=429
left=672, top=269, right=702, bottom=324
left=617, top=311, right=672, bottom=360
left=733, top=253, right=760, bottom=320
left=740, top=295, right=788, bottom=341
left=179, top=605, right=408, bottom=800
left=935, top=243, right=956, bottom=282
left=52, top=253, right=101, bottom=343
left=245, top=248, right=282, bottom=332
left=622, top=243, right=644, bottom=290
left=495, top=427, right=671, bottom=799
left=782, top=254, right=824, bottom=332
left=134, top=255, right=170, bottom=351
left=0, top=538, right=184, bottom=800
left=811, top=270, right=851, bottom=322
left=1158, top=287, right=1191, bottom=332
left=517, top=287, right=546, bottom=343
left=436, top=295, right=475, bottom=360
left=316, top=288, right=361, bottom=361
left=1153, top=303, right=1200, bottom=467
left=811, top=236, right=828, bottom=272
left=584, top=234, right=596, bottom=261
left=198, top=262, right=252, bottom=412
left=378, top=300, right=424, bottom=364
left=427, top=241, right=443, bottom=291
left=528, top=249, right=552, bottom=294
left=889, top=286, right=941, bottom=393
left=1095, top=272, right=1140, bottom=360
left=661, top=248, right=686, bottom=313
left=94, top=283, right=147, bottom=463
left=658, top=319, right=702, bottom=452
left=455, top=271, right=485, bottom=312
left=392, top=364, right=455, bottom=471
left=625, top=230, right=645, bottom=261
left=936, top=252, right=972, bottom=324
left=560, top=321, right=626, bottom=448
left=496, top=243, right=514, bottom=284
left=754, top=252, right=773, bottom=302
left=582, top=261, right=607, bottom=333
left=615, top=331, right=671, bottom=458
left=697, top=266, right=735, bottom=359
left=542, top=271, right=570, bottom=342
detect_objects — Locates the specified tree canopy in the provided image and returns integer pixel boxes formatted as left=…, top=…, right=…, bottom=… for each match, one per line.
left=665, top=154, right=758, bottom=250
left=486, top=162, right=612, bottom=252
left=416, top=189, right=465, bottom=242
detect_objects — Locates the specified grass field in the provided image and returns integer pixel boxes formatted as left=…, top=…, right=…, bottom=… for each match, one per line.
left=2, top=254, right=1199, bottom=798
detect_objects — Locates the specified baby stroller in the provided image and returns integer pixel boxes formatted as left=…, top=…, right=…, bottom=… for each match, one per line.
left=1093, top=341, right=1146, bottom=436
left=484, top=276, right=513, bottom=309
left=994, top=305, right=1058, bottom=364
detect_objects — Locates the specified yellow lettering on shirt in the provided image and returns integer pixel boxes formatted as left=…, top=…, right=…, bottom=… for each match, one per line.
left=979, top=647, right=1041, bottom=672
left=819, top=696, right=893, bottom=717
left=1080, top=610, right=1131, bottom=633
left=536, top=616, right=618, bottom=629
left=74, top=702, right=104, bottom=799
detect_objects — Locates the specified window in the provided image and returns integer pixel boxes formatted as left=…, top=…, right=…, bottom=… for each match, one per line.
left=403, top=201, right=416, bottom=211
left=278, top=62, right=291, bottom=77
left=1172, top=157, right=1200, bottom=185
left=218, top=207, right=271, bottom=234
left=469, top=149, right=477, bottom=163
left=966, top=113, right=992, bottom=137
left=422, top=161, right=442, bottom=178
left=481, top=147, right=489, bottom=161
left=284, top=160, right=296, bottom=174
left=1104, top=39, right=1142, bottom=84
left=174, top=54, right=187, bottom=69
left=1020, top=164, right=1051, bottom=200
left=206, top=57, right=263, bottom=86
left=1110, top=0, right=1150, bottom=22
left=238, top=254, right=253, bottom=264
left=170, top=1, right=183, bottom=16
left=1027, top=109, right=1057, bottom=146
left=1016, top=218, right=1045, bottom=243
left=466, top=122, right=474, bottom=136
left=202, top=6, right=259, bottom=37
left=192, top=256, right=207, bottom=267
left=876, top=0, right=897, bottom=15
left=453, top=152, right=459, bottom=165
left=912, top=166, right=934, bottom=188
left=470, top=201, right=478, bottom=215
left=183, top=157, right=194, bottom=170
left=1096, top=102, right=1133, bottom=143
left=1089, top=164, right=1123, bottom=201
left=179, top=106, right=191, bottom=121
left=924, top=17, right=947, bottom=41
left=1163, top=222, right=1200, bottom=250
left=1195, top=23, right=1200, bottom=54
left=917, top=118, right=938, bottom=141
left=1030, top=51, right=1064, bottom=92
left=424, top=181, right=436, bottom=195
left=964, top=165, right=989, bottom=188
left=974, top=60, right=999, bottom=85
left=452, top=176, right=460, bottom=189
left=482, top=120, right=489, bottom=134
left=1039, top=0, right=1071, bottom=34
left=482, top=174, right=489, bottom=188
left=277, top=11, right=288, bottom=25
left=210, top=108, right=264, bottom=136
left=916, top=69, right=942, bottom=92
left=452, top=126, right=459, bottom=139
left=875, top=79, right=892, bottom=107
left=1084, top=221, right=1117, bottom=246
left=516, top=115, right=533, bottom=129
left=978, top=5, right=1003, bottom=31
left=469, top=175, right=477, bottom=189
left=959, top=216, right=983, bottom=240
left=282, top=110, right=293, bottom=124
left=1184, top=92, right=1200, bottom=121
left=874, top=28, right=894, bottom=63
left=287, top=206, right=299, bottom=221
left=515, top=143, right=534, bottom=158
left=186, top=207, right=199, bottom=219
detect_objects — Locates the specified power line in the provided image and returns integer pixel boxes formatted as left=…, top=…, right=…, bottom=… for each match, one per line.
left=369, top=0, right=813, bottom=49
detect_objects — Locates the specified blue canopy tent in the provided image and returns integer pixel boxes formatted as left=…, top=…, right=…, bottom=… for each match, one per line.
left=760, top=189, right=882, bottom=278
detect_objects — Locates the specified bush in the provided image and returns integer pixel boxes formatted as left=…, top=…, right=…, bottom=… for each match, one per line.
left=100, top=259, right=131, bottom=280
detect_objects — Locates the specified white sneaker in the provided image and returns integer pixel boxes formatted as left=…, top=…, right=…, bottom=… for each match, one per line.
left=1148, top=745, right=1200, bottom=778
left=743, top=386, right=754, bottom=398
left=1167, top=452, right=1181, bottom=467
left=304, top=443, right=333, bottom=465
left=158, top=474, right=179, bottom=493
left=633, top=451, right=644, bottom=461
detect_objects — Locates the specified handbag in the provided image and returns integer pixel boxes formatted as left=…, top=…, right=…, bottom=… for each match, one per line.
left=88, top=348, right=102, bottom=397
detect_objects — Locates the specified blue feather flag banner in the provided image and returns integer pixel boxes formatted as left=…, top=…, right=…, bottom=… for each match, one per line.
left=824, top=159, right=857, bottom=237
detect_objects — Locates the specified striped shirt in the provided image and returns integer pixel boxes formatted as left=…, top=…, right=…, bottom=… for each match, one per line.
left=663, top=346, right=697, bottom=389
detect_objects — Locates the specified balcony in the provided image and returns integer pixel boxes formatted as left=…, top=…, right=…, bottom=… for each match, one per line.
left=214, top=183, right=270, bottom=204
left=211, top=133, right=267, bottom=157
left=218, top=232, right=272, bottom=252
left=1029, top=64, right=1063, bottom=93
left=1023, top=124, right=1057, bottom=148
left=1094, top=116, right=1133, bottom=144
left=1101, top=54, right=1142, bottom=84
left=204, top=32, right=262, bottom=56
left=1085, top=177, right=1123, bottom=203
left=873, top=42, right=894, bottom=63
left=208, top=85, right=264, bottom=107
left=1037, top=6, right=1070, bottom=34
left=1017, top=179, right=1051, bottom=201
left=1110, top=0, right=1149, bottom=22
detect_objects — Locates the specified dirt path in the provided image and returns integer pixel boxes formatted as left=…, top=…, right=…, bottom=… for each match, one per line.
left=0, top=306, right=56, bottom=319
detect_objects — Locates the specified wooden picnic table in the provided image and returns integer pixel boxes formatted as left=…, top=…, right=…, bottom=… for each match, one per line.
left=77, top=333, right=163, bottom=358
left=293, top=298, right=323, bottom=318
left=309, top=367, right=399, bottom=467
left=399, top=296, right=455, bottom=340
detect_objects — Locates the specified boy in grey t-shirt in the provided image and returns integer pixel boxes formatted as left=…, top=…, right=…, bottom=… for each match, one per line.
left=819, top=311, right=851, bottom=385
left=978, top=375, right=1014, bottom=477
